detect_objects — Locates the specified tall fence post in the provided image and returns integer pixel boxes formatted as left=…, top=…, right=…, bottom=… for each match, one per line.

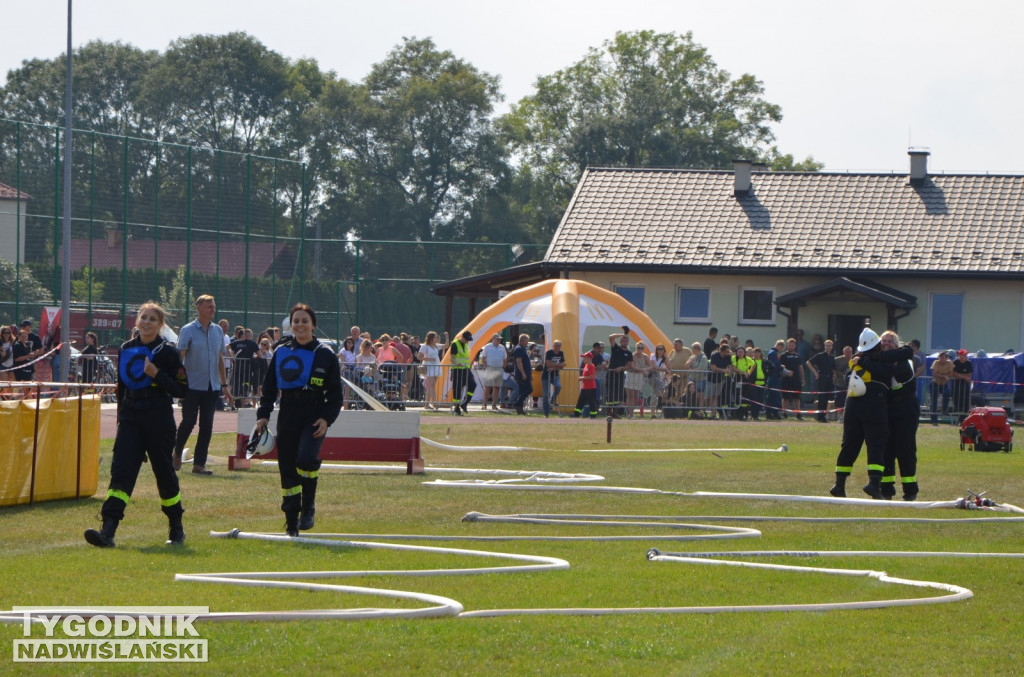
left=244, top=153, right=252, bottom=328
left=52, top=127, right=60, bottom=299
left=88, top=132, right=96, bottom=328
left=185, top=145, right=193, bottom=305
left=15, top=121, right=22, bottom=321
left=153, top=140, right=161, bottom=302
left=120, top=136, right=129, bottom=326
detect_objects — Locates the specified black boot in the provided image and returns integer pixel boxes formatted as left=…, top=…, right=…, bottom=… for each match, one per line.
left=829, top=473, right=847, bottom=498
left=880, top=482, right=896, bottom=500
left=299, top=477, right=317, bottom=531
left=863, top=476, right=884, bottom=500
left=85, top=517, right=119, bottom=548
left=166, top=514, right=185, bottom=545
left=284, top=511, right=299, bottom=537
left=902, top=482, right=919, bottom=501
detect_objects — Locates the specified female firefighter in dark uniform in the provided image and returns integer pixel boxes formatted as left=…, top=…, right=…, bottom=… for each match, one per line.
left=877, top=330, right=920, bottom=501
left=829, top=328, right=899, bottom=499
left=255, top=303, right=342, bottom=536
left=84, top=301, right=190, bottom=548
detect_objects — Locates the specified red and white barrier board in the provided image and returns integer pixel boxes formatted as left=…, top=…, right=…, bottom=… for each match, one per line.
left=235, top=409, right=423, bottom=474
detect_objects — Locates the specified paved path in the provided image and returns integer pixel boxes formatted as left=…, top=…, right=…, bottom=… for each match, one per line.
left=99, top=403, right=243, bottom=440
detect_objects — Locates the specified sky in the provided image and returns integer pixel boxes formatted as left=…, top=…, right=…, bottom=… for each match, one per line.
left=2, top=0, right=1023, bottom=174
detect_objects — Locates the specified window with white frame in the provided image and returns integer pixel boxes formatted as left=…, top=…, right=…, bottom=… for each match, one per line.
left=929, top=292, right=964, bottom=351
left=614, top=285, right=645, bottom=311
left=739, top=287, right=775, bottom=325
left=675, top=287, right=711, bottom=323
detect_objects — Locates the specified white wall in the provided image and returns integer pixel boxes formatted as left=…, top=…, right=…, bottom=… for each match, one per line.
left=568, top=270, right=1024, bottom=354
left=0, top=199, right=27, bottom=264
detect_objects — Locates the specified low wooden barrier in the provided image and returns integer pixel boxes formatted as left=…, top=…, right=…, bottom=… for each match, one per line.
left=234, top=409, right=424, bottom=474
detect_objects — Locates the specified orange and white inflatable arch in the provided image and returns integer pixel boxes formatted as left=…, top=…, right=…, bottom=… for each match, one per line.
left=439, top=279, right=671, bottom=401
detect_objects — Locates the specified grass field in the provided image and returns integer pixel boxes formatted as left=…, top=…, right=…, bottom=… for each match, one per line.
left=2, top=415, right=1023, bottom=675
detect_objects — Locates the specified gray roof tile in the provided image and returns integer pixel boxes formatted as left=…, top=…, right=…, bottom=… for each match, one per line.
left=547, top=167, right=1024, bottom=275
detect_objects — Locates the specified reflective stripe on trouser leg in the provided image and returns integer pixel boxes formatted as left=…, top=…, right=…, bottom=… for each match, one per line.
left=107, top=489, right=131, bottom=505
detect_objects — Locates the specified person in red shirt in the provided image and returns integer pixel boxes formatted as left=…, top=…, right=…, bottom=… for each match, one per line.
left=572, top=352, right=598, bottom=418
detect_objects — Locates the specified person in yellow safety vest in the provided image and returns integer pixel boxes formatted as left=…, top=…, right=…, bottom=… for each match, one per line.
left=448, top=331, right=476, bottom=416
left=731, top=346, right=756, bottom=420
left=749, top=347, right=767, bottom=421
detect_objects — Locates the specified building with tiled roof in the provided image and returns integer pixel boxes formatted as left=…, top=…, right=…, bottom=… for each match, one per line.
left=436, top=151, right=1024, bottom=353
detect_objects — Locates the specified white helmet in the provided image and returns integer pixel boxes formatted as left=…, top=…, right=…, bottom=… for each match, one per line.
left=246, top=424, right=276, bottom=459
left=858, top=328, right=880, bottom=352
left=848, top=370, right=867, bottom=397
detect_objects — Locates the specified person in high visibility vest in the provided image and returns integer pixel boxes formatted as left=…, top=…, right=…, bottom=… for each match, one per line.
left=731, top=346, right=755, bottom=420
left=448, top=331, right=476, bottom=415
left=749, top=347, right=767, bottom=421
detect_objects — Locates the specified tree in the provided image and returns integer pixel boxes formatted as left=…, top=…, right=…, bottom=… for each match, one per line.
left=71, top=266, right=104, bottom=303
left=0, top=42, right=163, bottom=237
left=140, top=32, right=291, bottom=154
left=0, top=258, right=52, bottom=303
left=158, top=265, right=192, bottom=327
left=319, top=37, right=505, bottom=242
left=765, top=147, right=825, bottom=172
left=499, top=30, right=813, bottom=240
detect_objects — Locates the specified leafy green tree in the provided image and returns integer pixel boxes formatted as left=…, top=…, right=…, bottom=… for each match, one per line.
left=0, top=42, right=163, bottom=238
left=319, top=37, right=505, bottom=243
left=499, top=30, right=814, bottom=240
left=0, top=40, right=160, bottom=136
left=141, top=32, right=291, bottom=154
left=765, top=147, right=825, bottom=171
left=158, top=265, right=192, bottom=326
left=0, top=258, right=52, bottom=303
left=71, top=266, right=104, bottom=303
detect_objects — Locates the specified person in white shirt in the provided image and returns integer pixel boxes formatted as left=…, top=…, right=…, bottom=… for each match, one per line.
left=480, top=333, right=508, bottom=411
left=416, top=331, right=447, bottom=410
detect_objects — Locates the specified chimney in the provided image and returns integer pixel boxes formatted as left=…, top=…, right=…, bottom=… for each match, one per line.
left=908, top=148, right=930, bottom=185
left=105, top=225, right=122, bottom=248
left=733, top=159, right=752, bottom=196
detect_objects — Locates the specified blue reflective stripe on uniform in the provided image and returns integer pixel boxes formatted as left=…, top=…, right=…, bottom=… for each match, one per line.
left=119, top=345, right=155, bottom=390
left=275, top=345, right=315, bottom=390
left=107, top=489, right=130, bottom=504
left=297, top=468, right=319, bottom=479
left=282, top=485, right=302, bottom=497
left=160, top=493, right=181, bottom=507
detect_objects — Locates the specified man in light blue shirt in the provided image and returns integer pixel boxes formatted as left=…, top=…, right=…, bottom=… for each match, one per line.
left=173, top=295, right=232, bottom=475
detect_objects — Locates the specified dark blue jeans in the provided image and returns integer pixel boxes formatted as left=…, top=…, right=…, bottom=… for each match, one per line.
left=174, top=388, right=219, bottom=466
left=514, top=377, right=532, bottom=410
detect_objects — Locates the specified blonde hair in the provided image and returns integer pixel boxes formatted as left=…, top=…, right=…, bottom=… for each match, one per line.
left=195, top=294, right=215, bottom=306
left=136, top=301, right=167, bottom=328
left=880, top=330, right=901, bottom=345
